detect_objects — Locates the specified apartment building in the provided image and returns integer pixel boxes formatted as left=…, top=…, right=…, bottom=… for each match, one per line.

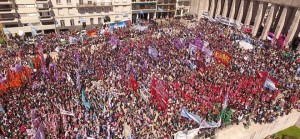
left=131, top=0, right=190, bottom=23
left=52, top=0, right=132, bottom=31
left=0, top=0, right=131, bottom=35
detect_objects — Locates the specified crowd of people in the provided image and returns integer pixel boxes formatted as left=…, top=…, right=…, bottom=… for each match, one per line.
left=0, top=17, right=299, bottom=139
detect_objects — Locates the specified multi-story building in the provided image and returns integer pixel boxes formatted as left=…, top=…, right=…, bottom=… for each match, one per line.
left=175, top=0, right=190, bottom=16
left=52, top=0, right=132, bottom=31
left=131, top=0, right=157, bottom=23
left=0, top=0, right=132, bottom=35
left=157, top=0, right=176, bottom=18
left=131, top=0, right=190, bottom=23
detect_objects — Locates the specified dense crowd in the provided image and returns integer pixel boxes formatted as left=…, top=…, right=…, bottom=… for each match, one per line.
left=0, top=18, right=299, bottom=139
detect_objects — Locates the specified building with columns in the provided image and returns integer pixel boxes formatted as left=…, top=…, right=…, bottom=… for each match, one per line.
left=190, top=0, right=300, bottom=47
left=0, top=0, right=132, bottom=35
left=131, top=0, right=191, bottom=23
left=175, top=0, right=191, bottom=16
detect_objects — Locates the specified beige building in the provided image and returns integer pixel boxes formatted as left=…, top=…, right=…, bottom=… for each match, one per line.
left=53, top=0, right=132, bottom=31
left=190, top=0, right=300, bottom=47
left=175, top=0, right=190, bottom=16
left=0, top=0, right=132, bottom=35
left=0, top=0, right=55, bottom=35
left=131, top=0, right=190, bottom=23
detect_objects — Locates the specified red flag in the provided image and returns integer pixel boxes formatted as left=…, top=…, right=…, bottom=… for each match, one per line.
left=256, top=71, right=268, bottom=81
left=150, top=76, right=169, bottom=111
left=130, top=74, right=139, bottom=92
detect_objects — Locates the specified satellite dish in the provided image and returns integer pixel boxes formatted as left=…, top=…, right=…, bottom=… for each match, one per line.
left=18, top=30, right=24, bottom=36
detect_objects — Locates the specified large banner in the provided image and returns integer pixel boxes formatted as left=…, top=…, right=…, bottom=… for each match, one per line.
left=214, top=50, right=231, bottom=66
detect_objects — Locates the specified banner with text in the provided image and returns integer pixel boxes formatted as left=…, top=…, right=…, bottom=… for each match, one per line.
left=214, top=50, right=231, bottom=66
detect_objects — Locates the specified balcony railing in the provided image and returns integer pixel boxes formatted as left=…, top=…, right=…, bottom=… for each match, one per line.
left=0, top=0, right=13, bottom=4
left=76, top=2, right=112, bottom=7
left=132, top=7, right=156, bottom=10
left=132, top=0, right=157, bottom=3
left=0, top=17, right=16, bottom=21
left=0, top=8, right=12, bottom=11
left=36, top=5, right=49, bottom=9
left=39, top=15, right=52, bottom=20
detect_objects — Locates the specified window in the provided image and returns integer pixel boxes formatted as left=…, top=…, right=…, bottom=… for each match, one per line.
left=98, top=18, right=102, bottom=24
left=79, top=0, right=83, bottom=4
left=60, top=20, right=65, bottom=27
left=68, top=8, right=74, bottom=15
left=56, top=0, right=61, bottom=4
left=58, top=8, right=63, bottom=15
left=90, top=18, right=94, bottom=25
left=67, top=0, right=71, bottom=3
left=88, top=1, right=92, bottom=5
left=70, top=19, right=75, bottom=26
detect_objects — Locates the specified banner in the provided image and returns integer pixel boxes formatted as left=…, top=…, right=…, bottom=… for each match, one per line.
left=214, top=50, right=231, bottom=66
left=151, top=77, right=169, bottom=111
left=188, top=43, right=197, bottom=55
left=34, top=125, right=45, bottom=139
left=263, top=78, right=278, bottom=91
left=81, top=89, right=91, bottom=109
left=87, top=30, right=97, bottom=37
left=60, top=109, right=74, bottom=116
left=201, top=46, right=213, bottom=56
left=148, top=47, right=158, bottom=58
left=199, top=118, right=221, bottom=129
left=180, top=107, right=202, bottom=124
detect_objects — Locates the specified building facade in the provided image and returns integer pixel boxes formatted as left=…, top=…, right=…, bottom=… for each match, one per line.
left=131, top=0, right=190, bottom=23
left=175, top=0, right=190, bottom=16
left=190, top=0, right=300, bottom=47
left=0, top=0, right=132, bottom=35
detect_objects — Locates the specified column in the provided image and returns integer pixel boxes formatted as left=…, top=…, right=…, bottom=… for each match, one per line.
left=236, top=0, right=244, bottom=23
left=205, top=0, right=210, bottom=12
left=285, top=8, right=300, bottom=45
left=215, top=0, right=222, bottom=17
left=252, top=2, right=265, bottom=37
left=222, top=0, right=228, bottom=17
left=153, top=12, right=156, bottom=19
left=147, top=13, right=150, bottom=20
left=137, top=13, right=139, bottom=20
left=181, top=9, right=183, bottom=16
left=274, top=6, right=288, bottom=39
left=229, top=0, right=236, bottom=19
left=209, top=0, right=216, bottom=19
left=261, top=5, right=277, bottom=40
left=245, top=0, right=254, bottom=25
left=198, top=0, right=205, bottom=19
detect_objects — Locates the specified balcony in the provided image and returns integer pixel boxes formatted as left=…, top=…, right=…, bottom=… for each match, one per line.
left=36, top=0, right=50, bottom=3
left=39, top=15, right=52, bottom=20
left=36, top=3, right=50, bottom=10
left=0, top=7, right=15, bottom=13
left=157, top=0, right=176, bottom=5
left=132, top=0, right=157, bottom=3
left=0, top=17, right=18, bottom=23
left=76, top=2, right=112, bottom=7
left=0, top=0, right=13, bottom=5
